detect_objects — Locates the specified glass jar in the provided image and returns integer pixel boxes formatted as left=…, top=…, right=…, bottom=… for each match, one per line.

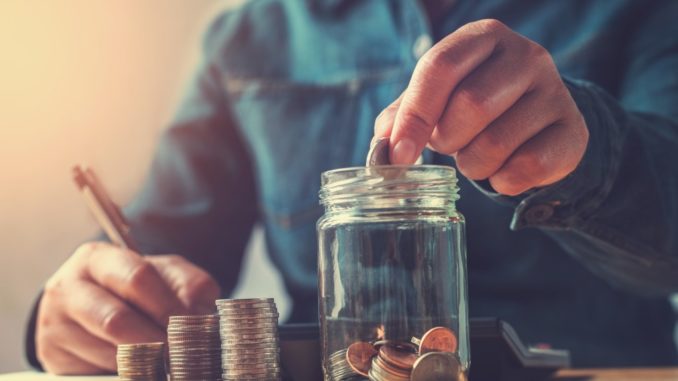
left=317, top=165, right=469, bottom=381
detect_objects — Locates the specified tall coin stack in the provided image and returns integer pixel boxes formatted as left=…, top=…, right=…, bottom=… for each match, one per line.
left=168, top=314, right=222, bottom=381
left=116, top=342, right=165, bottom=381
left=216, top=298, right=281, bottom=381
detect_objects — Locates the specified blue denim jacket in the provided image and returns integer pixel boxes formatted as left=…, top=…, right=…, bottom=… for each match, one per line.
left=117, top=0, right=678, bottom=366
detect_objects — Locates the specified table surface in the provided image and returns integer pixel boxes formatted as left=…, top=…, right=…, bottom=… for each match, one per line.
left=2, top=369, right=678, bottom=380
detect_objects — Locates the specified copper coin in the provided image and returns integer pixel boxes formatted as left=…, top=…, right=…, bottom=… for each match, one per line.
left=380, top=345, right=418, bottom=370
left=411, top=352, right=461, bottom=381
left=345, top=341, right=378, bottom=377
left=419, top=327, right=458, bottom=354
left=366, top=137, right=391, bottom=166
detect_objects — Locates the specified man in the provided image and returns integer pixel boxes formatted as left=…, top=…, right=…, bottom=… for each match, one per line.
left=27, top=0, right=678, bottom=374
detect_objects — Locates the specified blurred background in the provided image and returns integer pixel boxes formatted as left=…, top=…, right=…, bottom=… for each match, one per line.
left=1, top=0, right=677, bottom=375
left=0, top=0, right=289, bottom=372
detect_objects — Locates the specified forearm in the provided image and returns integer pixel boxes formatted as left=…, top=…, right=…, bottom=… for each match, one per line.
left=476, top=78, right=678, bottom=296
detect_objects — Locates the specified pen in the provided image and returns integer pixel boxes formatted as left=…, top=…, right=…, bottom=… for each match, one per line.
left=72, top=165, right=139, bottom=251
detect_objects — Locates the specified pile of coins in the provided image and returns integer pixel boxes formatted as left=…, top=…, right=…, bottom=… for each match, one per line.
left=327, top=348, right=366, bottom=381
left=116, top=342, right=165, bottom=381
left=216, top=298, right=281, bottom=380
left=168, top=314, right=222, bottom=381
left=328, top=326, right=465, bottom=381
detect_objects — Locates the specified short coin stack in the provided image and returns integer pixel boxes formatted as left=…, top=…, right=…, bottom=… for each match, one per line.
left=216, top=298, right=281, bottom=381
left=116, top=342, right=165, bottom=381
left=327, top=348, right=365, bottom=380
left=168, top=314, right=222, bottom=381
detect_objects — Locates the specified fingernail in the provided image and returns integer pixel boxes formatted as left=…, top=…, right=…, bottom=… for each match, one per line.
left=392, top=138, right=418, bottom=165
left=374, top=119, right=389, bottom=137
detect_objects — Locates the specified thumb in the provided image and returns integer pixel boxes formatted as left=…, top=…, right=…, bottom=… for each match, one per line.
left=374, top=92, right=403, bottom=139
left=147, top=255, right=221, bottom=314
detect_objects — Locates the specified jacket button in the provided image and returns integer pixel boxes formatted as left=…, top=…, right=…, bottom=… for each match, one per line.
left=413, top=34, right=432, bottom=60
left=524, top=204, right=555, bottom=224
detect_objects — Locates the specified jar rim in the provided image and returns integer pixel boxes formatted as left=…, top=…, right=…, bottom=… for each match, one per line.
left=321, top=165, right=457, bottom=184
left=319, top=165, right=459, bottom=212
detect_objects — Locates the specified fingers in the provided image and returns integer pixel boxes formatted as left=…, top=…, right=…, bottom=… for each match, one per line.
left=430, top=39, right=541, bottom=155
left=62, top=279, right=166, bottom=345
left=50, top=319, right=118, bottom=372
left=489, top=119, right=588, bottom=196
left=454, top=89, right=560, bottom=180
left=80, top=242, right=187, bottom=326
left=40, top=345, right=107, bottom=376
left=374, top=93, right=403, bottom=139
left=389, top=19, right=506, bottom=164
left=147, top=255, right=221, bottom=313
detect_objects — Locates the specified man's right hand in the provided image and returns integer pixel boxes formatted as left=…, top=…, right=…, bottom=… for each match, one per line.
left=35, top=242, right=221, bottom=375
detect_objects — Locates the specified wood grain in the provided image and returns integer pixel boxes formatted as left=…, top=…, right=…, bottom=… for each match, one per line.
left=553, top=367, right=678, bottom=380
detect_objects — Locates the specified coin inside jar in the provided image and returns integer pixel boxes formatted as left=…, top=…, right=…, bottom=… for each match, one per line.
left=417, top=326, right=458, bottom=355
left=379, top=344, right=418, bottom=370
left=345, top=341, right=378, bottom=376
left=410, top=352, right=462, bottom=381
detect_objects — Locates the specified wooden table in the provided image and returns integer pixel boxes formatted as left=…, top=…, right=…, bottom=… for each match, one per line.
left=553, top=368, right=678, bottom=380
left=2, top=369, right=678, bottom=380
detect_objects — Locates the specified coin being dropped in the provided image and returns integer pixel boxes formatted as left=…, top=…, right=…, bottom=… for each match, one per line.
left=366, top=137, right=391, bottom=166
left=415, top=327, right=458, bottom=355
left=346, top=341, right=378, bottom=376
left=410, top=352, right=462, bottom=381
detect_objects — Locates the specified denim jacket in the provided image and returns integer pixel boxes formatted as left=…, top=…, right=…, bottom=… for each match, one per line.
left=27, top=0, right=678, bottom=368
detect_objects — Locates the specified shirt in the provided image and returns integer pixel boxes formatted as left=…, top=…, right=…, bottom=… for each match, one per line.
left=27, top=0, right=678, bottom=368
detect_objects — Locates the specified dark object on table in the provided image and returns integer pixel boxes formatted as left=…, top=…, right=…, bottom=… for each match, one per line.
left=278, top=317, right=570, bottom=381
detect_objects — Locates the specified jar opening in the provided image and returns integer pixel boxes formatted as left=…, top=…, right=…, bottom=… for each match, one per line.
left=319, top=165, right=459, bottom=214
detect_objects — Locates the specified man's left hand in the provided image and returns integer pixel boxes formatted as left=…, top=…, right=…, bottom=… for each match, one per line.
left=374, top=19, right=589, bottom=196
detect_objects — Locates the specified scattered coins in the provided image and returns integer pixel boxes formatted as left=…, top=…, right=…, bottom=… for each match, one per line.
left=168, top=314, right=222, bottom=381
left=328, top=326, right=464, bottom=381
left=216, top=298, right=281, bottom=381
left=116, top=342, right=166, bottom=381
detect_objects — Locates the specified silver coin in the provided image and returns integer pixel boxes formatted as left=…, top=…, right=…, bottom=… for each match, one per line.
left=410, top=352, right=461, bottom=381
left=216, top=298, right=275, bottom=307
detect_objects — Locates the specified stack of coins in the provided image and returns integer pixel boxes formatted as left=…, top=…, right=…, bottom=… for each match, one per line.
left=216, top=298, right=281, bottom=381
left=168, top=314, right=222, bottom=381
left=116, top=342, right=165, bottom=381
left=327, top=348, right=364, bottom=380
left=368, top=343, right=416, bottom=381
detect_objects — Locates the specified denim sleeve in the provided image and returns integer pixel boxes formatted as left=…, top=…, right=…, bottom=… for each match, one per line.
left=472, top=4, right=678, bottom=297
left=122, top=61, right=258, bottom=296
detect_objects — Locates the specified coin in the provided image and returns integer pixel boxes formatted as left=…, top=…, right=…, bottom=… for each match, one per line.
left=379, top=344, right=417, bottom=370
left=370, top=355, right=410, bottom=381
left=417, top=327, right=458, bottom=355
left=410, top=352, right=461, bottom=381
left=366, top=137, right=391, bottom=166
left=345, top=341, right=378, bottom=376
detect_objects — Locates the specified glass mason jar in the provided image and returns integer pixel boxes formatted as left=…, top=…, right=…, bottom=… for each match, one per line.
left=317, top=165, right=469, bottom=381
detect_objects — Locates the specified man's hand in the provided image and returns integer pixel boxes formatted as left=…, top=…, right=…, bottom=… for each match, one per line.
left=36, top=242, right=220, bottom=375
left=375, top=19, right=588, bottom=195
